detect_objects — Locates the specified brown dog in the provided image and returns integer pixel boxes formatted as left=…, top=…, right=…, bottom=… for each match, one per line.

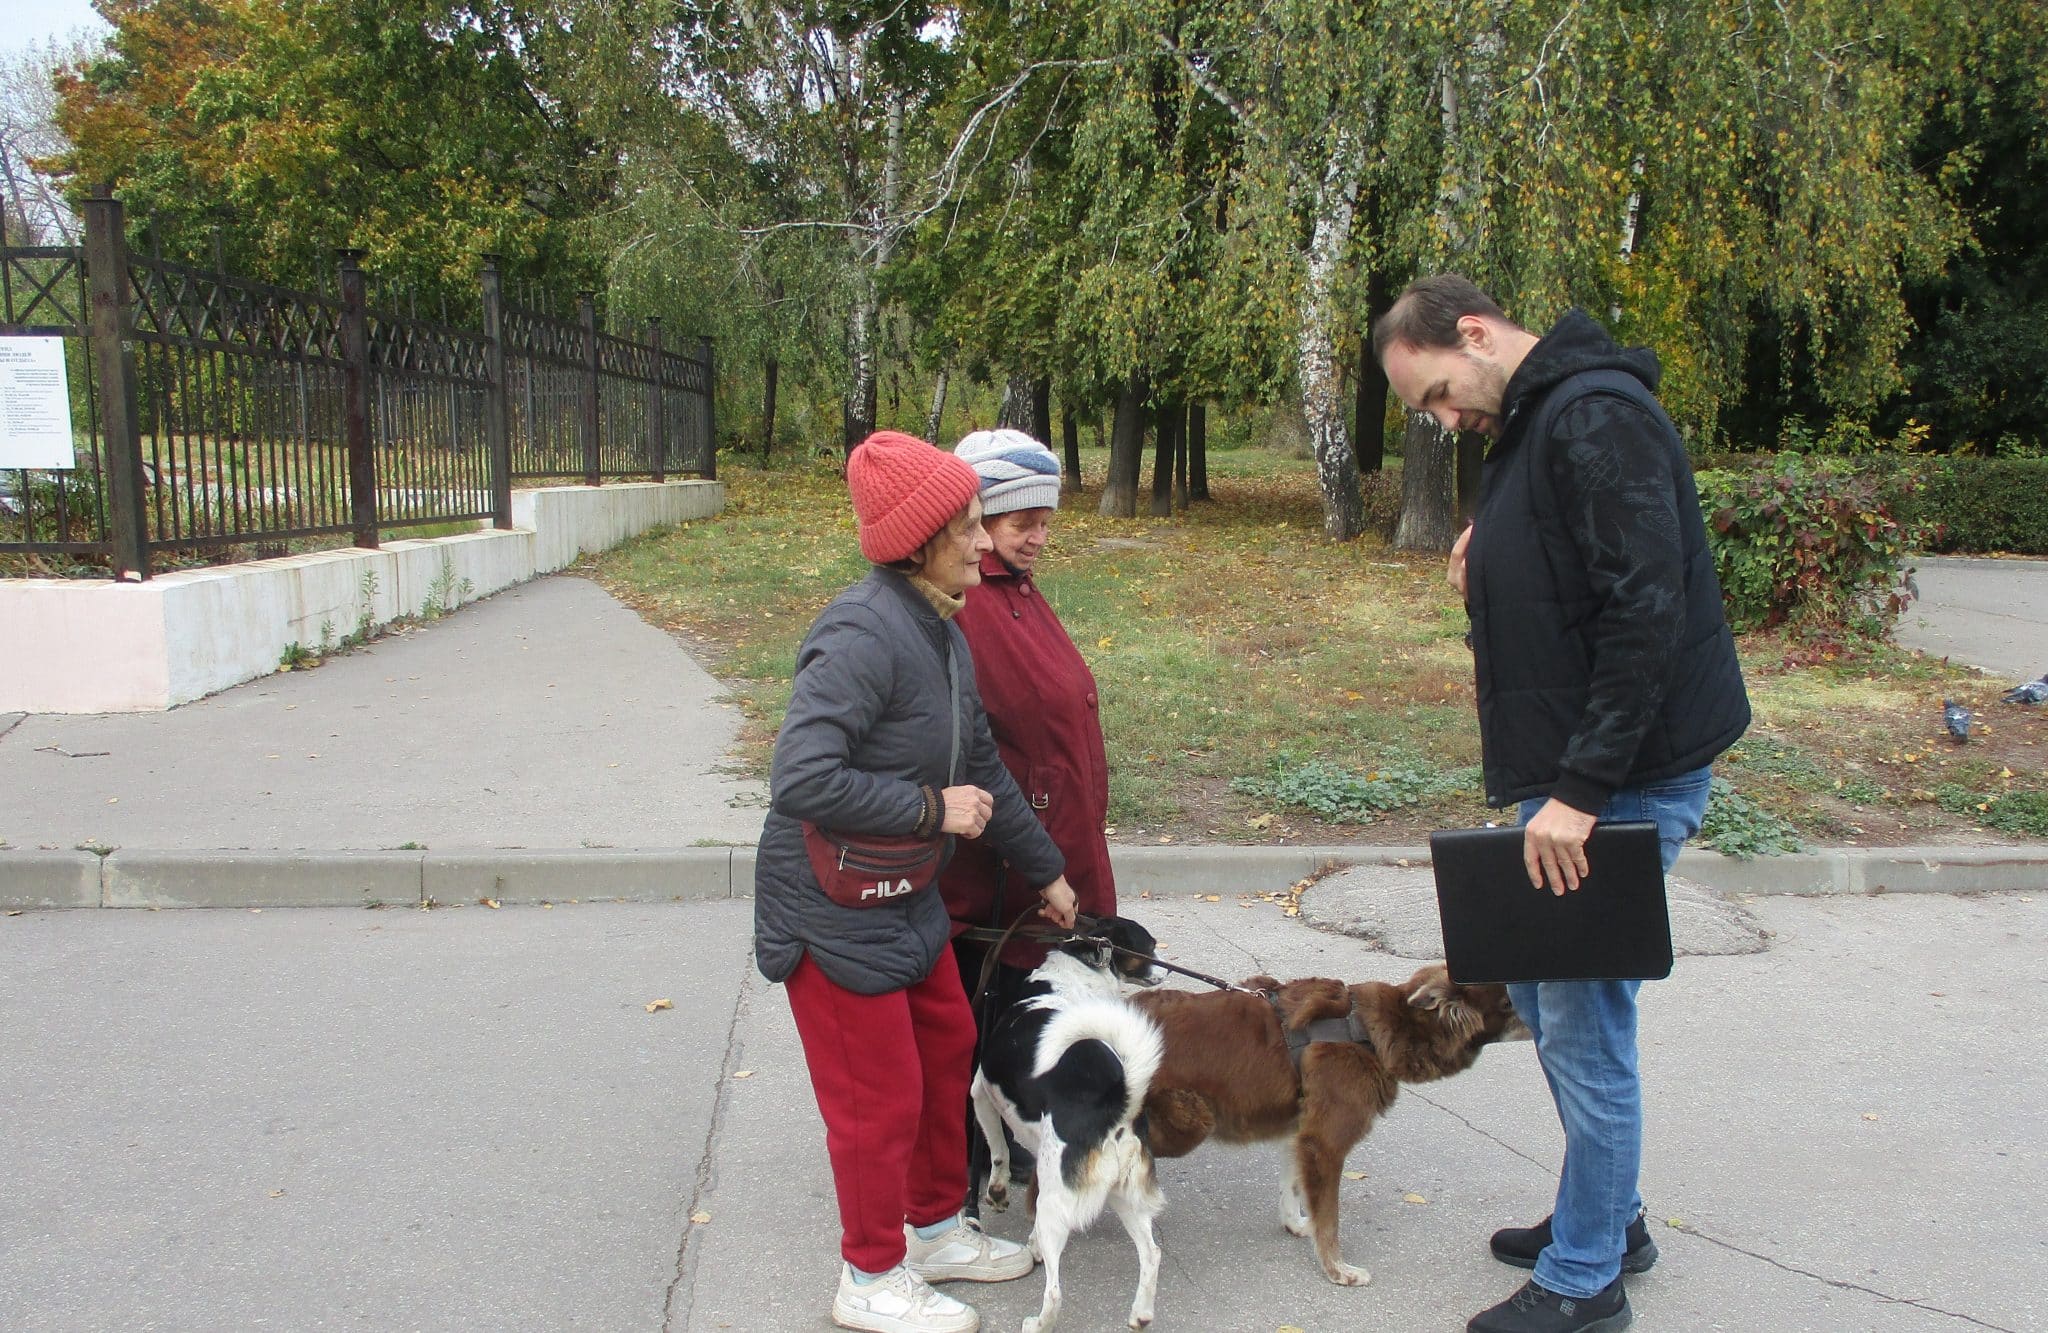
left=1132, top=963, right=1526, bottom=1286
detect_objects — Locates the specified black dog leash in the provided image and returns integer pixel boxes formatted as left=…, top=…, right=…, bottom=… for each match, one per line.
left=958, top=913, right=1262, bottom=995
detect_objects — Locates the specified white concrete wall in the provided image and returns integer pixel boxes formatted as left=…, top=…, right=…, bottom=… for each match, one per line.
left=1, top=480, right=722, bottom=714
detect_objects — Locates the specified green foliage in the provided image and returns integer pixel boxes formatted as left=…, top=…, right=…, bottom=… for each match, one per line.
left=420, top=556, right=472, bottom=620
left=1776, top=416, right=1932, bottom=457
left=1697, top=456, right=1924, bottom=636
left=1933, top=784, right=2048, bottom=838
left=1723, top=734, right=1891, bottom=810
left=1898, top=9, right=2048, bottom=454
left=1231, top=753, right=1482, bottom=825
left=1698, top=777, right=1805, bottom=858
left=53, top=0, right=608, bottom=298
left=1891, top=457, right=2048, bottom=555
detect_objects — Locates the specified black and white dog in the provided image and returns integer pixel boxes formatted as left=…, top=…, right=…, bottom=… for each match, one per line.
left=970, top=916, right=1168, bottom=1333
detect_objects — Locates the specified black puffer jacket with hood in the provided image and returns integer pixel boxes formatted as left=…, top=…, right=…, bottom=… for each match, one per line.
left=1465, top=309, right=1750, bottom=812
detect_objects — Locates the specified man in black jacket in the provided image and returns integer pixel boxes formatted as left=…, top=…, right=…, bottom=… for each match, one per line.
left=1376, top=276, right=1750, bottom=1333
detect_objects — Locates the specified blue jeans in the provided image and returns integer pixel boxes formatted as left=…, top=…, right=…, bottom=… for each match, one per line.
left=1510, top=766, right=1713, bottom=1297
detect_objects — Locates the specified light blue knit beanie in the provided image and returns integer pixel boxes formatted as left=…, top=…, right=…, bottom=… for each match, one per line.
left=953, top=428, right=1062, bottom=516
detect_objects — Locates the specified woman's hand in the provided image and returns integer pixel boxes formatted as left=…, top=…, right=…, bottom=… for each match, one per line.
left=1037, top=876, right=1078, bottom=929
left=939, top=785, right=994, bottom=837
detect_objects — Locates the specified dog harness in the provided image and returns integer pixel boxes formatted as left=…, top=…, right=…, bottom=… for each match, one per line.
left=1267, top=990, right=1377, bottom=1068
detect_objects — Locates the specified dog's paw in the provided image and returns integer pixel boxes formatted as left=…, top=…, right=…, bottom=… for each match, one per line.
left=983, top=1180, right=1010, bottom=1213
left=1127, top=1303, right=1154, bottom=1328
left=1279, top=1190, right=1310, bottom=1236
left=1323, top=1260, right=1371, bottom=1287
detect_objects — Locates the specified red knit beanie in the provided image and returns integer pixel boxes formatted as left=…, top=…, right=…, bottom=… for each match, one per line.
left=847, top=430, right=982, bottom=563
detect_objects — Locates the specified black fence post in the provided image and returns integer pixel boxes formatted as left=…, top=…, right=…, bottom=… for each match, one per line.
left=578, top=291, right=600, bottom=485
left=699, top=335, right=717, bottom=481
left=337, top=249, right=379, bottom=548
left=480, top=257, right=513, bottom=527
left=646, top=317, right=666, bottom=482
left=82, top=191, right=150, bottom=580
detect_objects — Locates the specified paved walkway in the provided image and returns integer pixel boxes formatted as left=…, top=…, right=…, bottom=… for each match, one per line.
left=2, top=890, right=2038, bottom=1331
left=1895, top=555, right=2048, bottom=682
left=1, top=576, right=767, bottom=852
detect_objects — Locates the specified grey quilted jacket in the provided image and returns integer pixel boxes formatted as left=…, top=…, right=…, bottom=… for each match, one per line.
left=753, top=568, right=1066, bottom=994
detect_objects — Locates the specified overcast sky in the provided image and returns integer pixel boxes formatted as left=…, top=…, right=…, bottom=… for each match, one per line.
left=3, top=0, right=110, bottom=60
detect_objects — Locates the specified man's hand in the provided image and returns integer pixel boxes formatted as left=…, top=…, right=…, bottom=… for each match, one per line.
left=1037, top=875, right=1078, bottom=929
left=1522, top=798, right=1598, bottom=895
left=1448, top=522, right=1474, bottom=600
left=940, top=785, right=994, bottom=837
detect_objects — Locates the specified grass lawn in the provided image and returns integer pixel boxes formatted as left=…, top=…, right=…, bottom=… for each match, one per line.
left=586, top=445, right=2048, bottom=852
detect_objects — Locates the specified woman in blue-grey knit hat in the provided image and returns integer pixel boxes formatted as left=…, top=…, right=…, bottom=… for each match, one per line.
left=940, top=429, right=1122, bottom=1196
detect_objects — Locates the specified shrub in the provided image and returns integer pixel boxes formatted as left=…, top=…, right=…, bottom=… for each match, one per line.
left=1695, top=456, right=1924, bottom=637
left=1889, top=457, right=2048, bottom=555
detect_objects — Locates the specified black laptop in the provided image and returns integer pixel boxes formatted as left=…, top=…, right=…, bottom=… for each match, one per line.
left=1429, top=821, right=1672, bottom=985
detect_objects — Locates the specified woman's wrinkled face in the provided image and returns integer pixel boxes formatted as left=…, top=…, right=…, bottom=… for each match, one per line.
left=986, top=507, right=1053, bottom=574
left=916, top=498, right=993, bottom=595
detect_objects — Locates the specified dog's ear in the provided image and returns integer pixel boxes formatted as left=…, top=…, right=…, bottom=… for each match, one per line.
left=1407, top=974, right=1484, bottom=1041
left=1240, top=973, right=1282, bottom=992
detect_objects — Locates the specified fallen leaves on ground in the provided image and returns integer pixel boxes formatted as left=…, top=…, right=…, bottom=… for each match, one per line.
left=645, top=998, right=673, bottom=1013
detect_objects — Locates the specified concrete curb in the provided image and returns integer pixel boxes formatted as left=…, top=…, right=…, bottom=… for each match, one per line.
left=2, top=842, right=2040, bottom=910
left=421, top=848, right=735, bottom=906
left=0, top=850, right=101, bottom=909
left=100, top=850, right=426, bottom=909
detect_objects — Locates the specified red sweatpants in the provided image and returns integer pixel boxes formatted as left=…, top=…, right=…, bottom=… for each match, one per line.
left=784, top=948, right=977, bottom=1272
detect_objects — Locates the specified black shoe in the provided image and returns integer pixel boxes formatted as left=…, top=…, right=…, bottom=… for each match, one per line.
left=1490, top=1211, right=1657, bottom=1273
left=1468, top=1278, right=1631, bottom=1333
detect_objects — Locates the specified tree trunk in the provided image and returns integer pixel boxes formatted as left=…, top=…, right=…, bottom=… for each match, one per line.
left=1030, top=376, right=1052, bottom=447
left=1354, top=261, right=1395, bottom=475
left=1394, top=413, right=1460, bottom=551
left=925, top=367, right=949, bottom=442
left=1061, top=409, right=1080, bottom=490
left=1353, top=343, right=1386, bottom=474
left=1189, top=402, right=1209, bottom=500
left=1150, top=398, right=1181, bottom=517
left=997, top=374, right=1032, bottom=429
left=1173, top=404, right=1189, bottom=510
left=1456, top=433, right=1484, bottom=521
left=1394, top=22, right=1501, bottom=529
left=846, top=90, right=904, bottom=455
left=1099, top=371, right=1149, bottom=517
left=760, top=356, right=779, bottom=462
left=844, top=295, right=876, bottom=452
left=1298, top=133, right=1365, bottom=539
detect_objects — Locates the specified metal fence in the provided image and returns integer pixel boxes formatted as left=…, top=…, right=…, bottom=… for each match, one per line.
left=1, top=194, right=715, bottom=579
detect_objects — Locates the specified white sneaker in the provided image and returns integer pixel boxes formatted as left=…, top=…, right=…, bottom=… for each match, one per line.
left=831, top=1263, right=978, bottom=1333
left=904, top=1215, right=1035, bottom=1283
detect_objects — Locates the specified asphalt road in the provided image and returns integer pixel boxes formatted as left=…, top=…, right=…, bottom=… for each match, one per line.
left=3, top=889, right=2040, bottom=1332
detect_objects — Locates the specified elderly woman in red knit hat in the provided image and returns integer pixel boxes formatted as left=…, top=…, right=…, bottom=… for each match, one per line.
left=754, top=429, right=1079, bottom=1333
